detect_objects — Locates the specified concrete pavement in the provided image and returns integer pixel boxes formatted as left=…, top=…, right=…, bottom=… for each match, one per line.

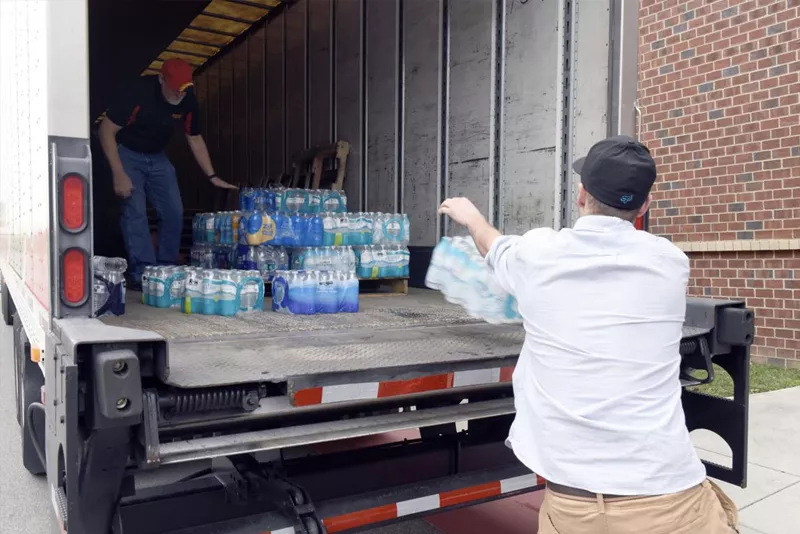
left=691, top=386, right=800, bottom=534
left=0, top=313, right=797, bottom=533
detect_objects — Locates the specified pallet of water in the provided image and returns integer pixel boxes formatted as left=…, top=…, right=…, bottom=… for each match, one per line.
left=425, top=237, right=522, bottom=325
left=271, top=270, right=359, bottom=315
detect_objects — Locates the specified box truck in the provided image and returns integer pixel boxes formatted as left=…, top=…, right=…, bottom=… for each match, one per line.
left=0, top=0, right=754, bottom=532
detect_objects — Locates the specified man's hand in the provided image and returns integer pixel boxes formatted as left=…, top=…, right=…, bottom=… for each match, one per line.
left=113, top=171, right=134, bottom=198
left=439, top=197, right=500, bottom=257
left=210, top=176, right=238, bottom=190
left=438, top=197, right=486, bottom=228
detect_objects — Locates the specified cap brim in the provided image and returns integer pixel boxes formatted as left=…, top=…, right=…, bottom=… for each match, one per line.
left=572, top=157, right=586, bottom=175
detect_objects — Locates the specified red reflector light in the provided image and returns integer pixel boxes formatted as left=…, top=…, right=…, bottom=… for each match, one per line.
left=60, top=172, right=88, bottom=233
left=635, top=215, right=645, bottom=231
left=62, top=248, right=88, bottom=307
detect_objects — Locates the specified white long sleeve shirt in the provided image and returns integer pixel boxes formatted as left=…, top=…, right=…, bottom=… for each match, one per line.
left=486, top=215, right=706, bottom=495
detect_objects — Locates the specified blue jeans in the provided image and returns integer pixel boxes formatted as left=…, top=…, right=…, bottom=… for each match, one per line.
left=118, top=145, right=183, bottom=283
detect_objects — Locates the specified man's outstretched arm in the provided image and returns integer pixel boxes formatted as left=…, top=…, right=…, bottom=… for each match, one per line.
left=438, top=198, right=501, bottom=257
left=186, top=134, right=237, bottom=190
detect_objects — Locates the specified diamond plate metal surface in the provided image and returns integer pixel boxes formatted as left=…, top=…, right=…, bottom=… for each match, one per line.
left=163, top=323, right=526, bottom=388
left=102, top=290, right=708, bottom=390
left=101, top=291, right=477, bottom=341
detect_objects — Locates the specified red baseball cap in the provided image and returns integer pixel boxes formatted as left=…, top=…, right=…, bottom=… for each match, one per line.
left=161, top=58, right=194, bottom=92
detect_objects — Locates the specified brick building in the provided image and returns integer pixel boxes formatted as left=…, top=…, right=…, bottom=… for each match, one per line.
left=638, top=0, right=800, bottom=367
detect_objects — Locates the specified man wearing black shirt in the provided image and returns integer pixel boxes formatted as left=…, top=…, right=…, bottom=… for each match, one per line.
left=99, top=58, right=236, bottom=288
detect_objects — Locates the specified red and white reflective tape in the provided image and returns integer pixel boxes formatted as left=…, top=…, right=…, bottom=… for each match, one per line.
left=292, top=366, right=515, bottom=407
left=263, top=473, right=544, bottom=534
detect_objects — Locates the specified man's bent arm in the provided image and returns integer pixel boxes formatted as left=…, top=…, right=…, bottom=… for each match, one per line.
left=99, top=118, right=124, bottom=174
left=467, top=216, right=502, bottom=258
left=186, top=134, right=216, bottom=177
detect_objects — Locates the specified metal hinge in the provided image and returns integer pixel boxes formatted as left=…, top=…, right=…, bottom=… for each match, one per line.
left=231, top=456, right=327, bottom=534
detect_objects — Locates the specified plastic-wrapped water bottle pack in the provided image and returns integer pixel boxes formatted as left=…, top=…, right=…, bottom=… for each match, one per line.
left=190, top=244, right=238, bottom=270
left=93, top=256, right=127, bottom=317
left=142, top=265, right=265, bottom=317
left=354, top=245, right=410, bottom=279
left=194, top=210, right=412, bottom=252
left=288, top=246, right=357, bottom=272
left=239, top=187, right=348, bottom=214
left=272, top=270, right=359, bottom=315
left=323, top=212, right=410, bottom=247
left=425, top=237, right=522, bottom=324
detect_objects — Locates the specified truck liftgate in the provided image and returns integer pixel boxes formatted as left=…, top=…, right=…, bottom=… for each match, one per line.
left=7, top=296, right=750, bottom=534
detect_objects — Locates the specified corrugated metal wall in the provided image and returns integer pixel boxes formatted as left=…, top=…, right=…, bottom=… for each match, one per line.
left=175, top=0, right=613, bottom=246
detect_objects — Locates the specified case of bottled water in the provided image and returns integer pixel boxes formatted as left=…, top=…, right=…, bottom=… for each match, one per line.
left=239, top=187, right=348, bottom=215
left=425, top=237, right=522, bottom=324
left=272, top=270, right=359, bottom=315
left=371, top=213, right=411, bottom=246
left=289, top=246, right=356, bottom=272
left=354, top=245, right=410, bottom=279
left=93, top=256, right=127, bottom=317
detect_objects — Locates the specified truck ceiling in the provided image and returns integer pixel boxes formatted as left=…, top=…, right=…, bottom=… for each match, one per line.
left=89, top=0, right=282, bottom=121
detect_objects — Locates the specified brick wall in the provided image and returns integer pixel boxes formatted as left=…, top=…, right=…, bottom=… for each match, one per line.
left=638, top=0, right=800, bottom=367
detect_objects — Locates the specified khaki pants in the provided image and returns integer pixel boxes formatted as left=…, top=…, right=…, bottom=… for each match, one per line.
left=539, top=479, right=739, bottom=534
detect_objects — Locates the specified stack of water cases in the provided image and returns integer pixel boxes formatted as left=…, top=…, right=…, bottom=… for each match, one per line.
left=191, top=188, right=413, bottom=282
left=425, top=237, right=522, bottom=325
left=140, top=265, right=265, bottom=317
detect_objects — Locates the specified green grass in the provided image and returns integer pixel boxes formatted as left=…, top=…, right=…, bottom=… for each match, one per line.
left=689, top=363, right=800, bottom=397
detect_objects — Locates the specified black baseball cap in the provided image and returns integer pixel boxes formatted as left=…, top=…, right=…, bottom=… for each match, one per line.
left=572, top=135, right=657, bottom=210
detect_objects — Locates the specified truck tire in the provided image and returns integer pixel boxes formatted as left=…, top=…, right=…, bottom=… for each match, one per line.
left=13, top=314, right=46, bottom=475
left=2, top=276, right=14, bottom=326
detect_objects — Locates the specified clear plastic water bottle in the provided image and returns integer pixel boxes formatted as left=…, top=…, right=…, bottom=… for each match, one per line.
left=240, top=187, right=256, bottom=211
left=341, top=271, right=359, bottom=313
left=201, top=269, right=217, bottom=315
left=308, top=215, right=323, bottom=247
left=242, top=246, right=258, bottom=270
left=276, top=247, right=288, bottom=271
left=183, top=268, right=203, bottom=314
left=399, top=246, right=410, bottom=277
left=322, top=190, right=342, bottom=213
left=272, top=270, right=290, bottom=313
left=168, top=266, right=186, bottom=309
left=239, top=270, right=264, bottom=312
left=142, top=266, right=153, bottom=305
left=289, top=271, right=316, bottom=315
left=150, top=266, right=170, bottom=308
left=93, top=258, right=109, bottom=314
left=217, top=270, right=239, bottom=316
left=309, top=190, right=322, bottom=214
left=322, top=212, right=336, bottom=246
left=401, top=214, right=411, bottom=246
left=316, top=271, right=338, bottom=314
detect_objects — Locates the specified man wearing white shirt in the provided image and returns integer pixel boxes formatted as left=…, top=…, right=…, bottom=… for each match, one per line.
left=438, top=136, right=738, bottom=533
